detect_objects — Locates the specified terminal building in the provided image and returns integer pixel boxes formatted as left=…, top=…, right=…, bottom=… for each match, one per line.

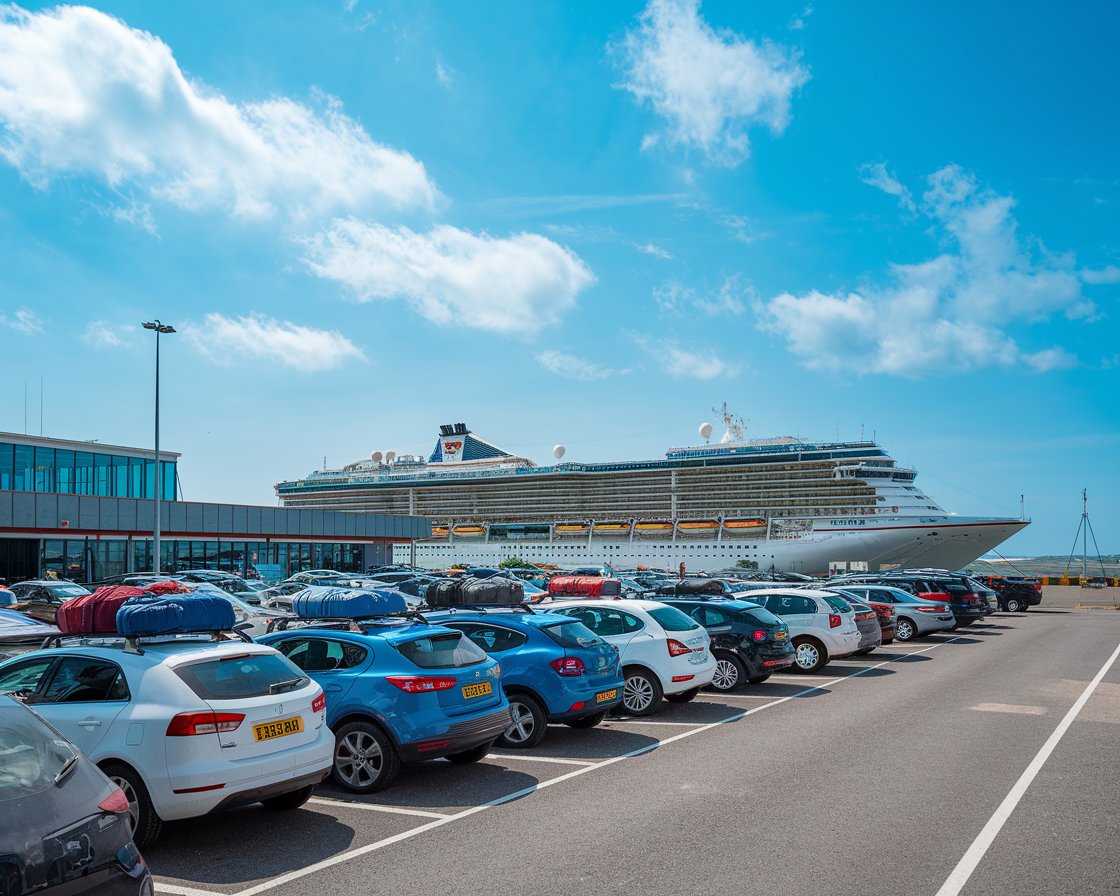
left=0, top=431, right=430, bottom=584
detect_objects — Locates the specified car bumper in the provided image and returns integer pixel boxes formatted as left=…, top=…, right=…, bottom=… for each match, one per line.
left=397, top=707, right=511, bottom=761
left=38, top=862, right=153, bottom=896
left=662, top=654, right=717, bottom=694
left=548, top=682, right=625, bottom=720
left=738, top=644, right=795, bottom=677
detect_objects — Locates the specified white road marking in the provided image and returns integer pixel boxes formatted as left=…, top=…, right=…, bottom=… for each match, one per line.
left=306, top=798, right=451, bottom=819
left=705, top=693, right=777, bottom=700
left=605, top=719, right=716, bottom=726
left=486, top=754, right=596, bottom=766
left=970, top=703, right=1047, bottom=716
left=934, top=637, right=1120, bottom=896
left=155, top=885, right=227, bottom=896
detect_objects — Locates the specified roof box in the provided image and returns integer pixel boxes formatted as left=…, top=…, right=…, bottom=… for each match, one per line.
left=292, top=588, right=408, bottom=619
left=115, top=595, right=236, bottom=637
left=547, top=576, right=622, bottom=598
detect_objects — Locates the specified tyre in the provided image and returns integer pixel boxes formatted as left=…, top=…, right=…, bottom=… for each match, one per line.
left=709, top=654, right=746, bottom=692
left=332, top=721, right=401, bottom=793
left=747, top=673, right=771, bottom=684
left=855, top=647, right=874, bottom=655
left=895, top=617, right=917, bottom=642
left=101, top=763, right=162, bottom=848
left=261, top=784, right=314, bottom=811
left=565, top=711, right=607, bottom=729
left=792, top=637, right=828, bottom=674
left=620, top=666, right=663, bottom=716
left=499, top=692, right=548, bottom=749
left=446, top=741, right=493, bottom=764
left=665, top=686, right=700, bottom=704
left=1005, top=596, right=1024, bottom=613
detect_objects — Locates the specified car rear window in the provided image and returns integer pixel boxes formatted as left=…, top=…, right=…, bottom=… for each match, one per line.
left=735, top=606, right=784, bottom=627
left=395, top=632, right=488, bottom=669
left=175, top=652, right=309, bottom=700
left=823, top=595, right=853, bottom=613
left=646, top=606, right=701, bottom=632
left=540, top=620, right=602, bottom=648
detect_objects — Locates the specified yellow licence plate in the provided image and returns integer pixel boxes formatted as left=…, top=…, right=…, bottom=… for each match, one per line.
left=462, top=681, right=493, bottom=699
left=774, top=631, right=787, bottom=640
left=253, top=716, right=304, bottom=742
left=595, top=689, right=617, bottom=703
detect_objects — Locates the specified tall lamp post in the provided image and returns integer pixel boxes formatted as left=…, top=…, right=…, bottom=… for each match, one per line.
left=142, top=320, right=175, bottom=574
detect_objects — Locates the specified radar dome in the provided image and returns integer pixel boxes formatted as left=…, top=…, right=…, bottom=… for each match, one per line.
left=385, top=451, right=397, bottom=462
left=370, top=451, right=383, bottom=462
left=699, top=422, right=713, bottom=440
left=553, top=445, right=566, bottom=460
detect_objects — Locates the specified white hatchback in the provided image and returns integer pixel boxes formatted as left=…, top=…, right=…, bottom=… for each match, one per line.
left=544, top=599, right=716, bottom=715
left=742, top=589, right=862, bottom=673
left=0, top=639, right=333, bottom=847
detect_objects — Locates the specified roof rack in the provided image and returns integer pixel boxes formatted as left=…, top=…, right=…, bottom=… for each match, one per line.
left=41, top=624, right=254, bottom=655
left=269, top=609, right=431, bottom=634
left=423, top=604, right=536, bottom=615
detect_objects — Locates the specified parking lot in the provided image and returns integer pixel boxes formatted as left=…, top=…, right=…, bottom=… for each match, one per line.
left=142, top=608, right=1120, bottom=896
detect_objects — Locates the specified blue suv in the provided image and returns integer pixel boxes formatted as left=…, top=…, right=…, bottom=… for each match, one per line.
left=426, top=608, right=623, bottom=748
left=258, top=618, right=510, bottom=793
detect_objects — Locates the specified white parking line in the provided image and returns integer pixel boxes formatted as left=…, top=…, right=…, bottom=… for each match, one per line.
left=306, top=797, right=451, bottom=819
left=155, top=885, right=228, bottom=896
left=710, top=692, right=780, bottom=700
left=605, top=719, right=715, bottom=726
left=934, top=636, right=1120, bottom=896
left=487, top=754, right=597, bottom=766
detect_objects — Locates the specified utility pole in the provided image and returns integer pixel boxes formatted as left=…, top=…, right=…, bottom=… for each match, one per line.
left=143, top=320, right=176, bottom=574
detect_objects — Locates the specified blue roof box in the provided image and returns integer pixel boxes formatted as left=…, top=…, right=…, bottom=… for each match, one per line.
left=116, top=595, right=236, bottom=637
left=292, top=588, right=408, bottom=619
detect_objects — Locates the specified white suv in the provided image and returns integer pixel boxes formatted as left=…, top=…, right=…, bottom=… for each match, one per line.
left=742, top=589, right=862, bottom=673
left=0, top=638, right=333, bottom=846
left=544, top=599, right=716, bottom=715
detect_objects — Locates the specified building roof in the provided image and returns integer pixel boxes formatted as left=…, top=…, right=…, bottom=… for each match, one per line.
left=0, top=431, right=182, bottom=460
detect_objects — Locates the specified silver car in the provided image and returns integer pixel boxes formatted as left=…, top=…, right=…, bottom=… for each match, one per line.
left=835, top=585, right=956, bottom=642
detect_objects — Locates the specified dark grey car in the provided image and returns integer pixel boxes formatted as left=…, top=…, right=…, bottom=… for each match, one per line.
left=825, top=591, right=882, bottom=655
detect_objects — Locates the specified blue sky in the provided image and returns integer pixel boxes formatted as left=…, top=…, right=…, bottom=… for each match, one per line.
left=1, top=0, right=1116, bottom=556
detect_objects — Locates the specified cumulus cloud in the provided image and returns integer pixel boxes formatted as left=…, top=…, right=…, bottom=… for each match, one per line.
left=860, top=162, right=915, bottom=213
left=758, top=165, right=1094, bottom=376
left=639, top=241, right=672, bottom=259
left=302, top=220, right=595, bottom=335
left=182, top=313, right=365, bottom=372
left=614, top=0, right=809, bottom=166
left=435, top=57, right=454, bottom=88
left=1080, top=265, right=1120, bottom=285
left=82, top=320, right=127, bottom=346
left=537, top=350, right=625, bottom=381
left=0, top=5, right=436, bottom=219
left=2, top=307, right=44, bottom=335
left=655, top=277, right=747, bottom=316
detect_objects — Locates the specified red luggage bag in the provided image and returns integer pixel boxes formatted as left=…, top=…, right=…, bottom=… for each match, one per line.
left=56, top=585, right=145, bottom=635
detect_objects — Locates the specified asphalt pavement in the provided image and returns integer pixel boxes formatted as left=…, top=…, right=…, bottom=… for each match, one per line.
left=146, top=608, right=1120, bottom=896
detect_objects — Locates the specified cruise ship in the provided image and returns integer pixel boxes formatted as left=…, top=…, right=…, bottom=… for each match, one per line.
left=275, top=421, right=1028, bottom=575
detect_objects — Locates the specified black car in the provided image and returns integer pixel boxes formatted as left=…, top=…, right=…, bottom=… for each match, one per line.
left=6, top=581, right=92, bottom=625
left=655, top=597, right=795, bottom=689
left=0, top=695, right=153, bottom=896
left=826, top=573, right=987, bottom=628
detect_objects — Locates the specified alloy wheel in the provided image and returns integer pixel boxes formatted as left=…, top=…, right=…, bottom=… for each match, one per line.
left=896, top=619, right=914, bottom=641
left=712, top=659, right=740, bottom=691
left=335, top=730, right=385, bottom=788
left=795, top=642, right=820, bottom=669
left=504, top=701, right=536, bottom=744
left=624, top=674, right=655, bottom=713
left=109, top=775, right=140, bottom=835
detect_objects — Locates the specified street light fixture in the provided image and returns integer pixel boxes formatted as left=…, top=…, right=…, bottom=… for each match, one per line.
left=142, top=320, right=175, bottom=574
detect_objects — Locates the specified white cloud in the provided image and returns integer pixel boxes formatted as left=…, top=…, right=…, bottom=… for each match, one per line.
left=183, top=313, right=365, bottom=372
left=537, top=350, right=624, bottom=381
left=634, top=334, right=739, bottom=379
left=435, top=57, right=454, bottom=88
left=1080, top=265, right=1120, bottom=285
left=860, top=161, right=915, bottom=213
left=0, top=5, right=436, bottom=220
left=82, top=320, right=127, bottom=347
left=640, top=241, right=672, bottom=259
left=758, top=165, right=1092, bottom=376
left=303, top=220, right=595, bottom=335
left=615, top=0, right=809, bottom=166
left=655, top=278, right=747, bottom=316
left=2, top=307, right=44, bottom=335
left=790, top=5, right=812, bottom=30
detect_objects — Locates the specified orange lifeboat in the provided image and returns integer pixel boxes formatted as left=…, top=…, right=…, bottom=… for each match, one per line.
left=678, top=520, right=719, bottom=531
left=634, top=521, right=673, bottom=533
left=452, top=525, right=485, bottom=537
left=592, top=522, right=631, bottom=534
left=723, top=518, right=766, bottom=531
left=555, top=523, right=590, bottom=534
left=430, top=526, right=449, bottom=538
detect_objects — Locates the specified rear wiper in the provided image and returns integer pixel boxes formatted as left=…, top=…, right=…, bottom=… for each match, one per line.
left=269, top=677, right=305, bottom=695
left=53, top=753, right=79, bottom=786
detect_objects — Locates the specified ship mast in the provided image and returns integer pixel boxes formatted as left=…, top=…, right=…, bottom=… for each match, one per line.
left=712, top=402, right=747, bottom=443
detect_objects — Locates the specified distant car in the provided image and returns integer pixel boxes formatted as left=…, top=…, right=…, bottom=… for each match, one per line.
left=743, top=589, right=862, bottom=674
left=543, top=599, right=716, bottom=715
left=258, top=618, right=510, bottom=793
left=7, top=582, right=92, bottom=624
left=174, top=572, right=261, bottom=604
left=835, top=585, right=957, bottom=641
left=0, top=695, right=153, bottom=896
left=827, top=574, right=986, bottom=628
left=256, top=581, right=313, bottom=611
left=428, top=608, right=623, bottom=747
left=651, top=597, right=794, bottom=689
left=0, top=609, right=60, bottom=662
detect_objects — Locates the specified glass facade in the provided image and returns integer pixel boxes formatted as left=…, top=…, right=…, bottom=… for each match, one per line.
left=0, top=441, right=177, bottom=500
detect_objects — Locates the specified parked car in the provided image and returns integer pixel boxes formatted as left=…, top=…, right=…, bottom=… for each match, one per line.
left=0, top=636, right=333, bottom=847
left=740, top=589, right=862, bottom=674
left=827, top=573, right=986, bottom=628
left=833, top=585, right=957, bottom=641
left=427, top=608, right=623, bottom=747
left=0, top=695, right=153, bottom=896
left=6, top=581, right=92, bottom=624
left=256, top=581, right=311, bottom=610
left=542, top=599, right=716, bottom=715
left=0, top=609, right=60, bottom=662
left=824, top=592, right=883, bottom=655
left=174, top=572, right=261, bottom=604
left=650, top=597, right=794, bottom=689
left=258, top=617, right=511, bottom=793
left=974, top=576, right=1042, bottom=612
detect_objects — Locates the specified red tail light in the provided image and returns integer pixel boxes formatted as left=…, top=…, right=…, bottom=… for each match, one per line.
left=671, top=674, right=695, bottom=682
left=829, top=614, right=842, bottom=628
left=312, top=693, right=326, bottom=713
left=752, top=629, right=767, bottom=642
left=386, top=675, right=458, bottom=693
left=667, top=638, right=692, bottom=657
left=166, top=711, right=245, bottom=736
left=917, top=604, right=949, bottom=614
left=549, top=656, right=587, bottom=676
left=872, top=605, right=893, bottom=619
left=99, top=787, right=130, bottom=814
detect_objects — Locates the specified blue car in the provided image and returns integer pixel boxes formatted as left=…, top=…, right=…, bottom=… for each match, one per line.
left=426, top=608, right=623, bottom=748
left=258, top=617, right=510, bottom=793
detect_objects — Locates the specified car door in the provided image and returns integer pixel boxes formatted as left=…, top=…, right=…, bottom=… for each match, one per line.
left=0, top=655, right=57, bottom=698
left=764, top=595, right=817, bottom=635
left=28, top=655, right=131, bottom=755
left=556, top=607, right=645, bottom=654
left=272, top=636, right=370, bottom=707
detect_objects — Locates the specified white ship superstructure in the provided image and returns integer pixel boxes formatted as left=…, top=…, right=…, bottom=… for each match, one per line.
left=275, top=422, right=1028, bottom=575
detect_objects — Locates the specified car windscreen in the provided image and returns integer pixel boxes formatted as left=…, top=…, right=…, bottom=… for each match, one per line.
left=540, top=620, right=603, bottom=648
left=48, top=585, right=90, bottom=598
left=394, top=632, right=488, bottom=668
left=736, top=605, right=784, bottom=627
left=175, top=652, right=309, bottom=700
left=823, top=594, right=854, bottom=613
left=0, top=706, right=78, bottom=799
left=646, top=605, right=701, bottom=632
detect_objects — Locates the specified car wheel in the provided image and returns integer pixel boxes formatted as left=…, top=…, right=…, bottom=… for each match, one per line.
left=1006, top=596, right=1023, bottom=612
left=621, top=667, right=663, bottom=716
left=445, top=741, right=493, bottom=764
left=710, top=654, right=745, bottom=692
left=333, top=721, right=401, bottom=793
left=102, top=763, right=162, bottom=848
left=855, top=647, right=874, bottom=655
left=500, top=693, right=548, bottom=749
left=895, top=618, right=916, bottom=641
left=747, top=673, right=771, bottom=684
left=565, top=711, right=607, bottom=729
left=792, top=638, right=827, bottom=674
left=665, top=686, right=700, bottom=704
left=261, top=784, right=314, bottom=811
